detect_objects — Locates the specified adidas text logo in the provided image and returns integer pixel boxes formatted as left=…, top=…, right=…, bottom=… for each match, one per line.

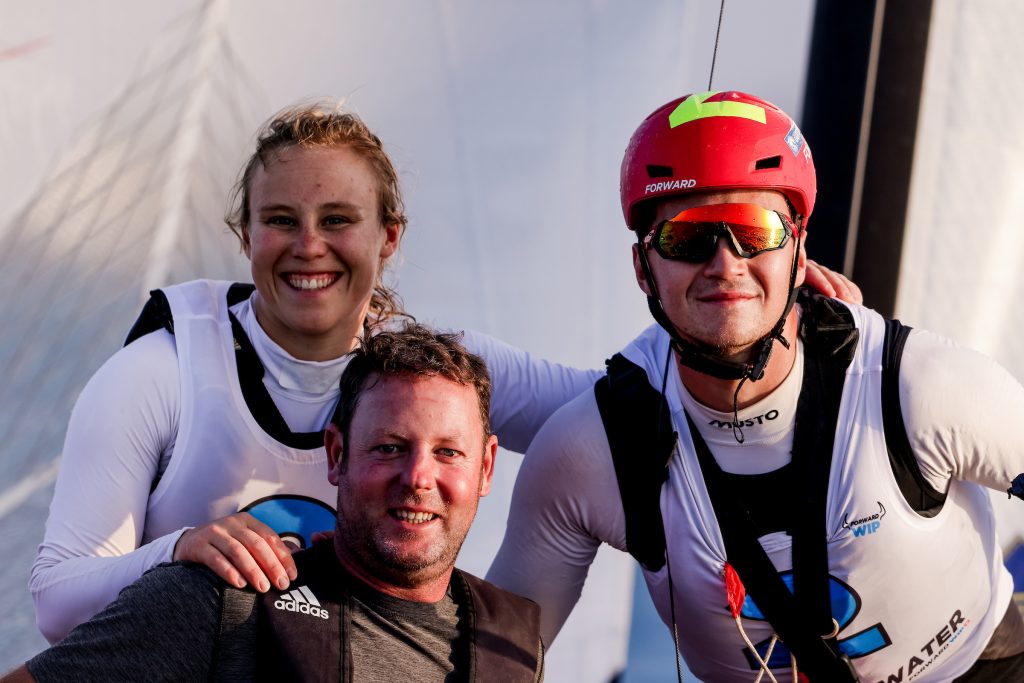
left=274, top=585, right=329, bottom=620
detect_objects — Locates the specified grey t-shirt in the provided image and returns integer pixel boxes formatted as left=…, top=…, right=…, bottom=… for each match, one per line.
left=27, top=558, right=472, bottom=682
left=27, top=563, right=221, bottom=682
left=349, top=577, right=463, bottom=682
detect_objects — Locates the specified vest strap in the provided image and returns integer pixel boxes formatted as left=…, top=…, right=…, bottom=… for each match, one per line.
left=595, top=353, right=676, bottom=571
left=881, top=317, right=946, bottom=514
left=687, top=306, right=858, bottom=680
left=227, top=311, right=324, bottom=450
left=124, top=282, right=323, bottom=450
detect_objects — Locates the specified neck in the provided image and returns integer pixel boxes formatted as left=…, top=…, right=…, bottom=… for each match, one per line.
left=333, top=537, right=452, bottom=603
left=678, top=309, right=800, bottom=412
left=252, top=293, right=365, bottom=362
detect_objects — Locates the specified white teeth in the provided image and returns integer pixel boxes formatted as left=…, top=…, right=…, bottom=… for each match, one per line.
left=394, top=510, right=436, bottom=524
left=288, top=275, right=335, bottom=291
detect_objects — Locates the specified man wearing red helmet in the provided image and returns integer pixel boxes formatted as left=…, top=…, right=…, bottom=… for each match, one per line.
left=488, top=91, right=1024, bottom=682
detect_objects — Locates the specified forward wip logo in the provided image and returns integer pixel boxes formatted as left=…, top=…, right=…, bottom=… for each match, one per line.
left=843, top=502, right=886, bottom=538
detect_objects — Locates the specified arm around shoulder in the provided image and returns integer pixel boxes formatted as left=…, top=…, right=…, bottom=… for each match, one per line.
left=459, top=329, right=602, bottom=453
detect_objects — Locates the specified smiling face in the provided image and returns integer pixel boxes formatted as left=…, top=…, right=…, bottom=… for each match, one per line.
left=325, top=374, right=496, bottom=601
left=242, top=145, right=400, bottom=360
left=633, top=189, right=806, bottom=359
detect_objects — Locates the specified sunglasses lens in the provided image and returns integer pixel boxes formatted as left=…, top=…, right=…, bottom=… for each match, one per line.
left=728, top=219, right=788, bottom=255
left=655, top=221, right=720, bottom=263
left=652, top=204, right=790, bottom=262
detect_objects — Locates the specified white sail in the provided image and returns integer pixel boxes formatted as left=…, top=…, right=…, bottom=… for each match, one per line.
left=0, top=2, right=819, bottom=679
left=895, top=0, right=1024, bottom=567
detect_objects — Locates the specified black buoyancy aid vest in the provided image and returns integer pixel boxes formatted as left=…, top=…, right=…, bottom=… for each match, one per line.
left=214, top=541, right=543, bottom=682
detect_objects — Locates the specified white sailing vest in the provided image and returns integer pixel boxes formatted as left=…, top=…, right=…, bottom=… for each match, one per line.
left=142, top=280, right=337, bottom=548
left=625, top=304, right=1011, bottom=683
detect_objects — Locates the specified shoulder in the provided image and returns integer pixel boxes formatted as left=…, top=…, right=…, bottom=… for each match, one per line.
left=74, top=328, right=179, bottom=421
left=289, top=541, right=337, bottom=581
left=132, top=561, right=225, bottom=604
left=898, top=326, right=1023, bottom=429
left=899, top=327, right=1020, bottom=407
left=893, top=327, right=1024, bottom=488
left=902, top=326, right=1003, bottom=374
left=455, top=570, right=544, bottom=680
left=101, top=327, right=179, bottom=376
left=510, top=388, right=625, bottom=542
left=26, top=563, right=224, bottom=681
left=125, top=562, right=227, bottom=633
left=525, top=388, right=612, bottom=479
left=457, top=568, right=541, bottom=619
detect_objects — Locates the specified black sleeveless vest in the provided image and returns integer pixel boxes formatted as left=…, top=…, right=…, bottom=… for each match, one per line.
left=239, top=542, right=543, bottom=682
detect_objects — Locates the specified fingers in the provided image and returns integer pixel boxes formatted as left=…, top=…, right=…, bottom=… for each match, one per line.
left=821, top=266, right=863, bottom=305
left=244, top=515, right=299, bottom=583
left=173, top=513, right=297, bottom=592
left=804, top=260, right=864, bottom=305
left=834, top=272, right=864, bottom=305
left=803, top=259, right=837, bottom=298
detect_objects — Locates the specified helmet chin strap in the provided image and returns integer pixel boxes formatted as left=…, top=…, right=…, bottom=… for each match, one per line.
left=636, top=222, right=803, bottom=440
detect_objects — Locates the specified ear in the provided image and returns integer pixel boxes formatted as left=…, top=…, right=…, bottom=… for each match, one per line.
left=241, top=224, right=253, bottom=259
left=379, top=221, right=401, bottom=259
left=325, top=423, right=345, bottom=485
left=633, top=243, right=653, bottom=296
left=477, top=434, right=498, bottom=497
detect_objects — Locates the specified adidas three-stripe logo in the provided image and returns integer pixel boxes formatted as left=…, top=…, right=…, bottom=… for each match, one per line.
left=273, top=585, right=329, bottom=620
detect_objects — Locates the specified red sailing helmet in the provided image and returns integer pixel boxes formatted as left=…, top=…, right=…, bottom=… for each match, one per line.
left=620, top=91, right=816, bottom=231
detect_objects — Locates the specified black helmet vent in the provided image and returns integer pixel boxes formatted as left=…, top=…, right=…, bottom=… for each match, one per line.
left=646, top=164, right=674, bottom=178
left=755, top=155, right=782, bottom=170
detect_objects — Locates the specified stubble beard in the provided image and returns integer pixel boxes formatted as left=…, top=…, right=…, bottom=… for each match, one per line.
left=678, top=309, right=776, bottom=361
left=335, top=482, right=470, bottom=589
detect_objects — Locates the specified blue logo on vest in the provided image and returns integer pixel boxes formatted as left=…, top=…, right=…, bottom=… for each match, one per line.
left=738, top=571, right=891, bottom=670
left=241, top=495, right=336, bottom=549
left=843, top=502, right=886, bottom=539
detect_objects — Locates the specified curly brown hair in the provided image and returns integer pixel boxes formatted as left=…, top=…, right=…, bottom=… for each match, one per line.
left=330, top=323, right=492, bottom=446
left=225, top=101, right=409, bottom=326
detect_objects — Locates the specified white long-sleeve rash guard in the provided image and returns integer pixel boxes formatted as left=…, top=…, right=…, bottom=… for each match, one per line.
left=487, top=324, right=1024, bottom=648
left=31, top=295, right=599, bottom=644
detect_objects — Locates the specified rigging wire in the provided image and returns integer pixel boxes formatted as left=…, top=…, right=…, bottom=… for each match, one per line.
left=663, top=2, right=729, bottom=679
left=708, top=0, right=726, bottom=90
left=659, top=346, right=686, bottom=683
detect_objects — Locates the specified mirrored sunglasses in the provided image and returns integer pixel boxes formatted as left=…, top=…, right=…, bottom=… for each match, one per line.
left=644, top=203, right=794, bottom=264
